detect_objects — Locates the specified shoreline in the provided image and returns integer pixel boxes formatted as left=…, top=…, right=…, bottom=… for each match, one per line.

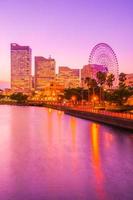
left=42, top=104, right=133, bottom=131
left=0, top=102, right=133, bottom=131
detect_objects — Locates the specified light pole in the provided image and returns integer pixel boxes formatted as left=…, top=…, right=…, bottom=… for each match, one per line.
left=92, top=96, right=98, bottom=108
left=81, top=78, right=84, bottom=105
left=71, top=95, right=77, bottom=106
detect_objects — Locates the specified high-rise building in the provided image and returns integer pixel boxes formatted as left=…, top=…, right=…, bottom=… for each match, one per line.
left=35, top=56, right=55, bottom=90
left=81, top=64, right=108, bottom=80
left=71, top=69, right=80, bottom=77
left=58, top=66, right=80, bottom=88
left=81, top=64, right=108, bottom=87
left=59, top=66, right=80, bottom=77
left=11, top=43, right=32, bottom=92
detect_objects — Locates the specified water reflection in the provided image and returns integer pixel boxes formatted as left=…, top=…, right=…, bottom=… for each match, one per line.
left=57, top=110, right=63, bottom=141
left=0, top=105, right=133, bottom=200
left=47, top=108, right=53, bottom=145
left=90, top=123, right=105, bottom=200
left=70, top=117, right=77, bottom=151
left=104, top=133, right=113, bottom=149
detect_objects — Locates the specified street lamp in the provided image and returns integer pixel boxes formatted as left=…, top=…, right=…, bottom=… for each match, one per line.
left=92, top=96, right=98, bottom=107
left=81, top=78, right=84, bottom=105
left=71, top=95, right=77, bottom=105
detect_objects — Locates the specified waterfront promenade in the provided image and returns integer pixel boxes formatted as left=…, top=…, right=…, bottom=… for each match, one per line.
left=43, top=103, right=133, bottom=131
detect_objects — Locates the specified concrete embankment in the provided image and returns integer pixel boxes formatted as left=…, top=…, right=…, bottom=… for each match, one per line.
left=65, top=109, right=133, bottom=131
left=43, top=104, right=133, bottom=131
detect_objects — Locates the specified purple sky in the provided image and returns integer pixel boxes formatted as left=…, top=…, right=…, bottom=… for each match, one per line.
left=0, top=0, right=133, bottom=86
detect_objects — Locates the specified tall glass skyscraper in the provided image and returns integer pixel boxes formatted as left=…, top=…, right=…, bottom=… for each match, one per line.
left=11, top=43, right=32, bottom=92
left=35, top=56, right=55, bottom=90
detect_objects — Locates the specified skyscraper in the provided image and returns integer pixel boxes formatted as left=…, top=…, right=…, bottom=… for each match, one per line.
left=11, top=43, right=32, bottom=92
left=59, top=66, right=80, bottom=77
left=81, top=64, right=108, bottom=80
left=35, top=56, right=56, bottom=90
left=81, top=64, right=108, bottom=87
left=58, top=66, right=80, bottom=88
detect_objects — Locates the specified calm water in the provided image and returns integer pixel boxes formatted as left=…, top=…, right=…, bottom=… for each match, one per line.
left=0, top=105, right=133, bottom=200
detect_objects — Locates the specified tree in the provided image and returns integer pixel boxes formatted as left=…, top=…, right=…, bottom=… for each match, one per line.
left=106, top=73, right=115, bottom=89
left=105, top=73, right=133, bottom=105
left=10, top=93, right=28, bottom=103
left=119, top=73, right=126, bottom=88
left=84, top=77, right=98, bottom=101
left=113, top=73, right=131, bottom=105
left=96, top=71, right=107, bottom=103
left=85, top=77, right=92, bottom=102
left=0, top=94, right=5, bottom=99
left=108, top=88, right=132, bottom=105
left=90, top=78, right=98, bottom=96
left=64, top=88, right=82, bottom=101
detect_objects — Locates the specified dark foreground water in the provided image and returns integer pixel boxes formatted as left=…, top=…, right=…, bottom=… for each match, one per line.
left=0, top=105, right=133, bottom=200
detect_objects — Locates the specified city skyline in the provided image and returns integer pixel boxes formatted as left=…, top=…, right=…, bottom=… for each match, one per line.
left=0, top=1, right=133, bottom=199
left=0, top=0, right=133, bottom=88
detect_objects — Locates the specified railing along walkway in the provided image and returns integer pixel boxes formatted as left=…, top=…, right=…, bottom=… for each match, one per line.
left=66, top=105, right=133, bottom=120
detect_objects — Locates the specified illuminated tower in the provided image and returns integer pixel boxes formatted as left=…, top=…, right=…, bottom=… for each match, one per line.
left=11, top=43, right=32, bottom=92
left=35, top=56, right=55, bottom=90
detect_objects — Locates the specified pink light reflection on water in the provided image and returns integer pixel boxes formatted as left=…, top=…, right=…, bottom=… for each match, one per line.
left=0, top=105, right=133, bottom=199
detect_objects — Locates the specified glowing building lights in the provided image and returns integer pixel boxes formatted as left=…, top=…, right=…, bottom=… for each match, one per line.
left=11, top=43, right=32, bottom=92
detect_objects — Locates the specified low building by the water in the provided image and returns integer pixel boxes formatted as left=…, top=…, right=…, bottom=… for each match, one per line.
left=126, top=95, right=133, bottom=105
left=126, top=73, right=133, bottom=87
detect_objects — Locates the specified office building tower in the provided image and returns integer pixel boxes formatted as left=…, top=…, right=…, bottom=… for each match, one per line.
left=35, top=56, right=55, bottom=90
left=11, top=43, right=32, bottom=92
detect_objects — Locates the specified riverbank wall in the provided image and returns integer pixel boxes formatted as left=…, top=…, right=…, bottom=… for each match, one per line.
left=65, top=109, right=133, bottom=131
left=43, top=104, right=133, bottom=131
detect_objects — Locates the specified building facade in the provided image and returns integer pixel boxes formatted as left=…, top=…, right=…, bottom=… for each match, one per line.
left=11, top=43, right=32, bottom=92
left=35, top=56, right=55, bottom=90
left=126, top=74, right=133, bottom=87
left=58, top=66, right=80, bottom=88
left=81, top=64, right=108, bottom=87
left=59, top=66, right=80, bottom=77
left=81, top=64, right=108, bottom=80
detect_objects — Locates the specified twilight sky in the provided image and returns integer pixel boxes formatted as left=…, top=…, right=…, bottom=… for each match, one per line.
left=0, top=0, right=133, bottom=87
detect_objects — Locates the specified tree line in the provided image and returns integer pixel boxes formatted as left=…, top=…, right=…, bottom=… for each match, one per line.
left=64, top=72, right=133, bottom=105
left=0, top=72, right=132, bottom=105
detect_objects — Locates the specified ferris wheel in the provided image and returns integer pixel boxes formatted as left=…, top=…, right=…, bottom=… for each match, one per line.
left=89, top=43, right=119, bottom=86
